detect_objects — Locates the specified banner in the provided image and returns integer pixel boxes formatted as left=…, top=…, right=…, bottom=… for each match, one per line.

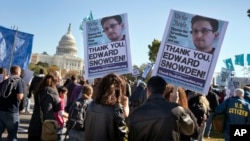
left=235, top=54, right=244, bottom=66
left=247, top=54, right=250, bottom=66
left=0, top=26, right=33, bottom=71
left=152, top=9, right=228, bottom=94
left=80, top=11, right=94, bottom=31
left=83, top=13, right=132, bottom=79
left=224, top=58, right=235, bottom=71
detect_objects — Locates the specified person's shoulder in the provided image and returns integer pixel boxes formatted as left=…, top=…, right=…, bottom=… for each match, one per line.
left=171, top=105, right=190, bottom=117
left=45, top=87, right=58, bottom=95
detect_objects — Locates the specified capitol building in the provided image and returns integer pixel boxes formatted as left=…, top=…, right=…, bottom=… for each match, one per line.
left=30, top=24, right=84, bottom=75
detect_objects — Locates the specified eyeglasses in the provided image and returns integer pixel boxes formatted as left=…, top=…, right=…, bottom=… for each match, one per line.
left=103, top=23, right=119, bottom=32
left=190, top=28, right=214, bottom=34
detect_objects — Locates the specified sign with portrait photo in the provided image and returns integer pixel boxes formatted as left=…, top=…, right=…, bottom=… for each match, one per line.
left=82, top=13, right=132, bottom=79
left=152, top=9, right=228, bottom=94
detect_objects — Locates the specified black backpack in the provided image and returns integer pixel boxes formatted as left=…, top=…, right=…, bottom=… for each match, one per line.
left=0, top=76, right=21, bottom=98
left=66, top=98, right=88, bottom=131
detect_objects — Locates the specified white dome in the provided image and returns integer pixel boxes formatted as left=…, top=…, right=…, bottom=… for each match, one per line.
left=56, top=24, right=78, bottom=56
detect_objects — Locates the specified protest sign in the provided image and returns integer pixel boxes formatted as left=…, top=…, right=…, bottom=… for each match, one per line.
left=132, top=68, right=140, bottom=77
left=83, top=13, right=132, bottom=79
left=152, top=9, right=228, bottom=94
left=141, top=63, right=154, bottom=79
left=216, top=67, right=231, bottom=87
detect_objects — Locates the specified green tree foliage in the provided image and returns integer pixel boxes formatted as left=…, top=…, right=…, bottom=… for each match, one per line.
left=37, top=61, right=49, bottom=68
left=28, top=63, right=47, bottom=75
left=148, top=39, right=161, bottom=63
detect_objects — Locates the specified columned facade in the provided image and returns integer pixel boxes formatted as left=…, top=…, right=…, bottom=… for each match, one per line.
left=30, top=24, right=84, bottom=75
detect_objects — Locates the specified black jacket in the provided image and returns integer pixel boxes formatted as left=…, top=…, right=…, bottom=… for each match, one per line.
left=28, top=87, right=60, bottom=138
left=127, top=94, right=195, bottom=141
left=28, top=74, right=44, bottom=98
left=85, top=101, right=128, bottom=141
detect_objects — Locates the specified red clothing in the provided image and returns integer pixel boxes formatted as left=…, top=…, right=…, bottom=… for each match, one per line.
left=54, top=98, right=65, bottom=128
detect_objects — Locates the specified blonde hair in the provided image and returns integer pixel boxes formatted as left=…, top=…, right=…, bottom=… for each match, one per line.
left=199, top=94, right=210, bottom=114
left=82, top=84, right=93, bottom=99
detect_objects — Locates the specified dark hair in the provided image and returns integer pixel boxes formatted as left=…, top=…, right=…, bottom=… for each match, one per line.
left=35, top=73, right=58, bottom=95
left=10, top=65, right=21, bottom=75
left=101, top=15, right=122, bottom=26
left=71, top=74, right=77, bottom=81
left=191, top=15, right=219, bottom=31
left=78, top=77, right=86, bottom=85
left=63, top=78, right=71, bottom=86
left=0, top=68, right=7, bottom=74
left=94, top=73, right=126, bottom=106
left=58, top=86, right=68, bottom=93
left=39, top=68, right=45, bottom=74
left=147, top=76, right=167, bottom=94
left=0, top=67, right=7, bottom=78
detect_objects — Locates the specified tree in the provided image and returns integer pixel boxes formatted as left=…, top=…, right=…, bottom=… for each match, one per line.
left=148, top=39, right=161, bottom=63
left=37, top=61, right=49, bottom=68
left=64, top=69, right=79, bottom=79
left=28, top=63, right=47, bottom=75
left=47, top=65, right=59, bottom=74
left=248, top=9, right=250, bottom=18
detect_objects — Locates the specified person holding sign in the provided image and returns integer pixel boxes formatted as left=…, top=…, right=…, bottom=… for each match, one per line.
left=101, top=15, right=125, bottom=42
left=190, top=15, right=219, bottom=54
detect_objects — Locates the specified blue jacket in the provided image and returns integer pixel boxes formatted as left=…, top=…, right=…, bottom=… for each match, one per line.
left=215, top=96, right=250, bottom=134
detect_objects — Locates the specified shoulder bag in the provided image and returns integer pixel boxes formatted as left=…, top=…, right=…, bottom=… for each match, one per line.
left=39, top=93, right=59, bottom=141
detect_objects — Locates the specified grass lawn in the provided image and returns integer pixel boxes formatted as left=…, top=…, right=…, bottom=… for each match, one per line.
left=204, top=130, right=224, bottom=141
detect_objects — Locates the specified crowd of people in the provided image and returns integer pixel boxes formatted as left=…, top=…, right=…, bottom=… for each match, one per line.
left=1, top=65, right=250, bottom=141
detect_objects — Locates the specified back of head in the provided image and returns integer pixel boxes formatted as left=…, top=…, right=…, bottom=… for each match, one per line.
left=39, top=68, right=45, bottom=74
left=147, top=76, right=166, bottom=94
left=78, top=77, right=86, bottom=85
left=163, top=84, right=188, bottom=108
left=0, top=67, right=7, bottom=75
left=82, top=84, right=93, bottom=99
left=0, top=67, right=7, bottom=82
left=71, top=74, right=77, bottom=81
left=37, top=73, right=58, bottom=94
left=234, top=88, right=244, bottom=97
left=94, top=73, right=126, bottom=105
left=58, top=86, right=68, bottom=94
left=51, top=71, right=62, bottom=82
left=10, top=65, right=21, bottom=76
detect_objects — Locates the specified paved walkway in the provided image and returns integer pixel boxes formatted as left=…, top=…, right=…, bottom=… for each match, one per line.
left=2, top=99, right=34, bottom=141
left=2, top=113, right=31, bottom=141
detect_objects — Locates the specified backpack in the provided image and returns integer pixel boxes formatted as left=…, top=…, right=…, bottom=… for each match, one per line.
left=66, top=98, right=88, bottom=131
left=0, top=76, right=21, bottom=98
